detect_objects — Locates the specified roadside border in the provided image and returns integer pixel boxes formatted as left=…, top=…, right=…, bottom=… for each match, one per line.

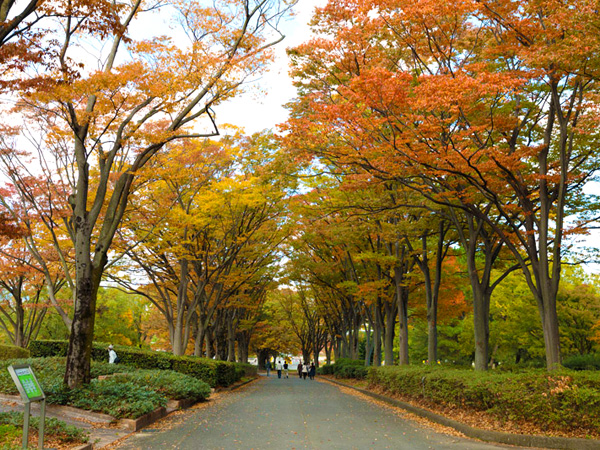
left=322, top=377, right=600, bottom=450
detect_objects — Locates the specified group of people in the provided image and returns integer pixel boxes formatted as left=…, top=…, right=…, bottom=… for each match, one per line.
left=297, top=361, right=316, bottom=380
left=265, top=359, right=316, bottom=380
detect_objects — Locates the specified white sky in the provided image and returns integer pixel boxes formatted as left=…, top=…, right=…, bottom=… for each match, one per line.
left=215, top=0, right=325, bottom=134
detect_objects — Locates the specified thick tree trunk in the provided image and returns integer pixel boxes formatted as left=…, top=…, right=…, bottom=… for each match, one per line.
left=334, top=336, right=342, bottom=360
left=205, top=329, right=213, bottom=359
left=64, top=205, right=105, bottom=388
left=227, top=319, right=236, bottom=362
left=393, top=246, right=410, bottom=365
left=325, top=339, right=332, bottom=364
left=384, top=301, right=396, bottom=366
left=14, top=301, right=24, bottom=348
left=364, top=322, right=371, bottom=366
left=472, top=288, right=490, bottom=371
left=64, top=255, right=102, bottom=387
left=194, top=319, right=205, bottom=357
left=397, top=284, right=409, bottom=365
left=539, top=286, right=561, bottom=370
left=373, top=299, right=382, bottom=367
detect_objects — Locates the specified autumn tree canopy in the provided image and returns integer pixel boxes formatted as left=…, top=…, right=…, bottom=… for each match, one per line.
left=284, top=0, right=600, bottom=370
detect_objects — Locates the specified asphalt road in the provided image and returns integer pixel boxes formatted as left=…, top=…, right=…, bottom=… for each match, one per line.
left=114, top=375, right=514, bottom=450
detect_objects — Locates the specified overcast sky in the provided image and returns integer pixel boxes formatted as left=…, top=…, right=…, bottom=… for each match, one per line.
left=215, top=0, right=325, bottom=135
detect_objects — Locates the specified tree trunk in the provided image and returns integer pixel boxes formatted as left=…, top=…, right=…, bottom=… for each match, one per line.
left=393, top=243, right=410, bottom=365
left=64, top=244, right=103, bottom=387
left=373, top=299, right=382, bottom=367
left=334, top=336, right=342, bottom=360
left=227, top=319, right=235, bottom=362
left=472, top=287, right=490, bottom=371
left=539, top=287, right=561, bottom=370
left=384, top=300, right=395, bottom=366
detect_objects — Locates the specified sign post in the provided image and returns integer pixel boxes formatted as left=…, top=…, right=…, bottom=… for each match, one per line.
left=7, top=364, right=46, bottom=449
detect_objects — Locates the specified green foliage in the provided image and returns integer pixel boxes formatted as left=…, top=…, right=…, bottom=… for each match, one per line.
left=0, top=357, right=65, bottom=396
left=563, top=353, right=600, bottom=371
left=93, top=287, right=147, bottom=348
left=238, top=363, right=258, bottom=377
left=102, top=369, right=211, bottom=401
left=330, top=359, right=369, bottom=379
left=0, top=357, right=209, bottom=418
left=368, top=366, right=600, bottom=434
left=171, top=355, right=217, bottom=386
left=0, top=423, right=20, bottom=446
left=0, top=344, right=29, bottom=360
left=317, top=363, right=334, bottom=375
left=0, top=411, right=89, bottom=444
left=69, top=378, right=166, bottom=419
left=30, top=340, right=249, bottom=387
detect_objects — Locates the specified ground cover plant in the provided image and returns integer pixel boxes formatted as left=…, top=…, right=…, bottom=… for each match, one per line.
left=0, top=411, right=89, bottom=448
left=367, top=365, right=600, bottom=437
left=0, top=357, right=211, bottom=419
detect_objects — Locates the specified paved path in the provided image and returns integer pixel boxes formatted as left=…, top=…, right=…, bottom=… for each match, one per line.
left=115, top=375, right=513, bottom=450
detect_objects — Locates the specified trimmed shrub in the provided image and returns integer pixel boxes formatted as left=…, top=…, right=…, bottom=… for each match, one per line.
left=332, top=359, right=370, bottom=379
left=317, top=364, right=334, bottom=375
left=0, top=344, right=30, bottom=360
left=172, top=356, right=217, bottom=387
left=31, top=340, right=250, bottom=387
left=368, top=365, right=600, bottom=435
left=563, top=353, right=600, bottom=371
left=215, top=360, right=237, bottom=387
left=29, top=340, right=68, bottom=357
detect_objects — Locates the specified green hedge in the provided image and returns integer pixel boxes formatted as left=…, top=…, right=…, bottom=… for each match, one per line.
left=30, top=340, right=251, bottom=387
left=315, top=359, right=368, bottom=379
left=368, top=366, right=600, bottom=435
left=0, top=344, right=30, bottom=360
left=317, top=364, right=335, bottom=375
left=563, top=353, right=600, bottom=371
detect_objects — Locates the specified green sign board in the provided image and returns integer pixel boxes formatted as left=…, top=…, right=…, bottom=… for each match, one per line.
left=8, top=365, right=45, bottom=402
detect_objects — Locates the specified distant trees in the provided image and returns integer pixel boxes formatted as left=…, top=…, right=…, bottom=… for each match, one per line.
left=284, top=0, right=600, bottom=370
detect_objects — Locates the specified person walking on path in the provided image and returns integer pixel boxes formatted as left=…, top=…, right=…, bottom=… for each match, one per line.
left=297, top=362, right=303, bottom=378
left=108, top=345, right=118, bottom=364
left=276, top=360, right=283, bottom=378
left=283, top=361, right=289, bottom=378
left=265, top=359, right=271, bottom=377
left=309, top=362, right=316, bottom=380
left=302, top=362, right=308, bottom=379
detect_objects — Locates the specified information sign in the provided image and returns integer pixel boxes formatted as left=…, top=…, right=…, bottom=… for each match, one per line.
left=8, top=364, right=45, bottom=402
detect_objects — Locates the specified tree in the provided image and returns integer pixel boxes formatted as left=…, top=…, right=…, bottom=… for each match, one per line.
left=0, top=240, right=51, bottom=347
left=2, top=0, right=295, bottom=387
left=285, top=0, right=600, bottom=370
left=115, top=132, right=291, bottom=358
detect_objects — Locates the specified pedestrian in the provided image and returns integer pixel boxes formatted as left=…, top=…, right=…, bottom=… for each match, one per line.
left=108, top=344, right=118, bottom=364
left=276, top=359, right=283, bottom=378
left=265, top=359, right=271, bottom=376
left=302, top=361, right=308, bottom=379
left=309, top=361, right=316, bottom=380
left=283, top=360, right=289, bottom=378
left=297, top=361, right=303, bottom=379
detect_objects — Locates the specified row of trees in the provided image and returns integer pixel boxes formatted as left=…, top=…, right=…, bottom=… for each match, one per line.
left=2, top=0, right=600, bottom=384
left=282, top=0, right=600, bottom=370
left=278, top=179, right=600, bottom=369
left=0, top=0, right=296, bottom=387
